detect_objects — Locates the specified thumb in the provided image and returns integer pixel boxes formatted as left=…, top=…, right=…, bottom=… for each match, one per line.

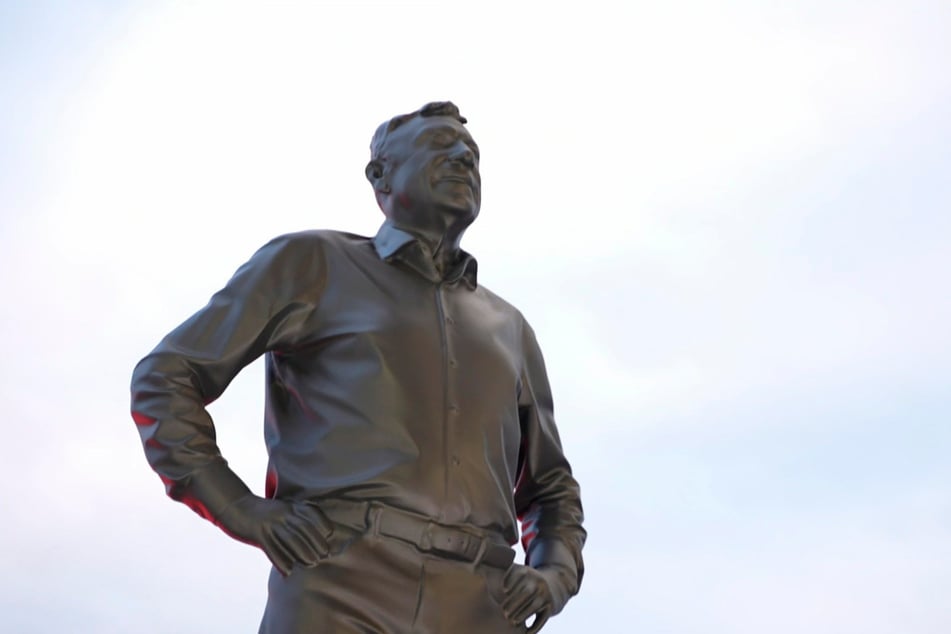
left=526, top=609, right=550, bottom=634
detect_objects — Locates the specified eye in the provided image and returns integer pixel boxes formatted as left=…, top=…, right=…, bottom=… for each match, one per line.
left=431, top=132, right=454, bottom=147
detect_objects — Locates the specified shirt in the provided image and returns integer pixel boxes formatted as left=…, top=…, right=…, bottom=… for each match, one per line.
left=130, top=220, right=585, bottom=581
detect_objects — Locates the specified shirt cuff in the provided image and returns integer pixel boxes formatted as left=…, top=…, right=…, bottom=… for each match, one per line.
left=178, top=461, right=253, bottom=520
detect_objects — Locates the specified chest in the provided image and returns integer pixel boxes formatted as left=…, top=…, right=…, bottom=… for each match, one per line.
left=286, top=264, right=523, bottom=390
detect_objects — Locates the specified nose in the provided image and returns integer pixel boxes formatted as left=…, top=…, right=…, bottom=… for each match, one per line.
left=449, top=144, right=476, bottom=168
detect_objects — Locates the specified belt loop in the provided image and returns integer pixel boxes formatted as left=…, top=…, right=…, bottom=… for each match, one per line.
left=471, top=536, right=489, bottom=569
left=366, top=502, right=383, bottom=537
left=419, top=521, right=434, bottom=551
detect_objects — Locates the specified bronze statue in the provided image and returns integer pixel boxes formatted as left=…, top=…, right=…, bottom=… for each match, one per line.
left=130, top=102, right=585, bottom=633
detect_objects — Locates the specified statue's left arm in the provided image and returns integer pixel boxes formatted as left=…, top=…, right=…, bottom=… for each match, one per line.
left=502, top=318, right=586, bottom=630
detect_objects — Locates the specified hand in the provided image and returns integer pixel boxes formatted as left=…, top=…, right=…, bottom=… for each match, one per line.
left=213, top=495, right=334, bottom=576
left=502, top=564, right=568, bottom=633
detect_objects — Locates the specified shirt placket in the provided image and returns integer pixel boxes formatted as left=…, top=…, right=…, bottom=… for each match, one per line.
left=433, top=280, right=461, bottom=514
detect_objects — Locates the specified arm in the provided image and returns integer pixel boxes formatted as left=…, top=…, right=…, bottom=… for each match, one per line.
left=130, top=233, right=332, bottom=573
left=502, top=319, right=586, bottom=630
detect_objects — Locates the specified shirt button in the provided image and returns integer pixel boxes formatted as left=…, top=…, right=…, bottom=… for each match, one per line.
left=449, top=359, right=457, bottom=368
left=451, top=455, right=461, bottom=466
left=445, top=316, right=455, bottom=325
left=448, top=404, right=459, bottom=413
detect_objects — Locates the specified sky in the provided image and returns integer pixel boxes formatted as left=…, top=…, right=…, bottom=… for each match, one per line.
left=1, top=1, right=949, bottom=632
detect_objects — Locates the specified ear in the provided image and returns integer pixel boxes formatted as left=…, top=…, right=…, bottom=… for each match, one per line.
left=365, top=160, right=389, bottom=193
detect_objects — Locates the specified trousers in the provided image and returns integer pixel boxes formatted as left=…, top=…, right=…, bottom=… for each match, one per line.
left=259, top=513, right=524, bottom=633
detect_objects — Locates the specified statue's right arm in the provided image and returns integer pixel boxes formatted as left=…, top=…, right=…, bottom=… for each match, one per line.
left=129, top=233, right=332, bottom=574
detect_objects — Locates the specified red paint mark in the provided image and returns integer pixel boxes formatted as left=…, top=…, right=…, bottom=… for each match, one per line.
left=520, top=524, right=539, bottom=552
left=131, top=410, right=156, bottom=427
left=155, top=474, right=214, bottom=521
left=265, top=467, right=278, bottom=499
left=182, top=495, right=216, bottom=522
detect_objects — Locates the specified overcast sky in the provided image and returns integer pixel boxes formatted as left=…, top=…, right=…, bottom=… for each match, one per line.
left=2, top=1, right=949, bottom=633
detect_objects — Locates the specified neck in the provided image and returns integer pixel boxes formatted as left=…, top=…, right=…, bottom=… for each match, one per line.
left=387, top=210, right=471, bottom=275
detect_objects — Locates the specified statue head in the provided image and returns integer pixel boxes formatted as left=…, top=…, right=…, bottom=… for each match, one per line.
left=365, top=102, right=481, bottom=233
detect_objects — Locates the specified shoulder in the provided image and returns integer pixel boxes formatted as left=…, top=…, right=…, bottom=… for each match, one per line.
left=474, top=284, right=554, bottom=358
left=228, top=230, right=370, bottom=292
left=250, top=229, right=371, bottom=266
left=474, top=284, right=535, bottom=338
left=475, top=284, right=521, bottom=317
left=261, top=229, right=369, bottom=253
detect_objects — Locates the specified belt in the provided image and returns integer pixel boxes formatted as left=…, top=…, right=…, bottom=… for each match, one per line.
left=314, top=499, right=516, bottom=570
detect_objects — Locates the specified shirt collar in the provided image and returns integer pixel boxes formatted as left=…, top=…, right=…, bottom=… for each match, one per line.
left=372, top=220, right=478, bottom=288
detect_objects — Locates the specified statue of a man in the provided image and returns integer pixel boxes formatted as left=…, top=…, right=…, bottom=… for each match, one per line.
left=130, top=101, right=585, bottom=633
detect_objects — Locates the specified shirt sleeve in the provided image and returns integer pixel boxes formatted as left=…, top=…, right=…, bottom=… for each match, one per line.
left=513, top=319, right=587, bottom=594
left=129, top=233, right=325, bottom=519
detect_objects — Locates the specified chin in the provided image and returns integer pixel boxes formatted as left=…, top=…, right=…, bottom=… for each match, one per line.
left=447, top=204, right=479, bottom=224
left=439, top=194, right=479, bottom=219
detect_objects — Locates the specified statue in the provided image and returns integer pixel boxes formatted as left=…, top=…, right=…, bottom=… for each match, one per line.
left=130, top=102, right=585, bottom=633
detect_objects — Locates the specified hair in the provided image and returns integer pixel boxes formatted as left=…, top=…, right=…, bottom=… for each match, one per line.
left=369, top=101, right=467, bottom=161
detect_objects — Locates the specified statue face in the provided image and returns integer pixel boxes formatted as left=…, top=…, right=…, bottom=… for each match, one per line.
left=379, top=115, right=482, bottom=226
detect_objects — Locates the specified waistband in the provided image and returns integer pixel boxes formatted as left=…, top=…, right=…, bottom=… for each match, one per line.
left=313, top=498, right=516, bottom=570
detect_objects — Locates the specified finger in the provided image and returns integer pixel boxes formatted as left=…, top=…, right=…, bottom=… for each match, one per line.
left=295, top=504, right=335, bottom=540
left=290, top=517, right=332, bottom=559
left=290, top=521, right=332, bottom=560
left=262, top=526, right=298, bottom=576
left=526, top=609, right=551, bottom=634
left=276, top=522, right=322, bottom=566
left=503, top=564, right=525, bottom=593
left=501, top=584, right=529, bottom=616
left=510, top=595, right=546, bottom=627
left=503, top=588, right=539, bottom=625
left=259, top=540, right=293, bottom=577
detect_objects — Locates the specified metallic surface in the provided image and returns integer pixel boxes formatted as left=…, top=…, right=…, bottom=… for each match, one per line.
left=130, top=102, right=584, bottom=632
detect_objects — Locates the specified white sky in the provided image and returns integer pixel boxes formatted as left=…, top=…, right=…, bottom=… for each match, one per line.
left=2, top=1, right=950, bottom=632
